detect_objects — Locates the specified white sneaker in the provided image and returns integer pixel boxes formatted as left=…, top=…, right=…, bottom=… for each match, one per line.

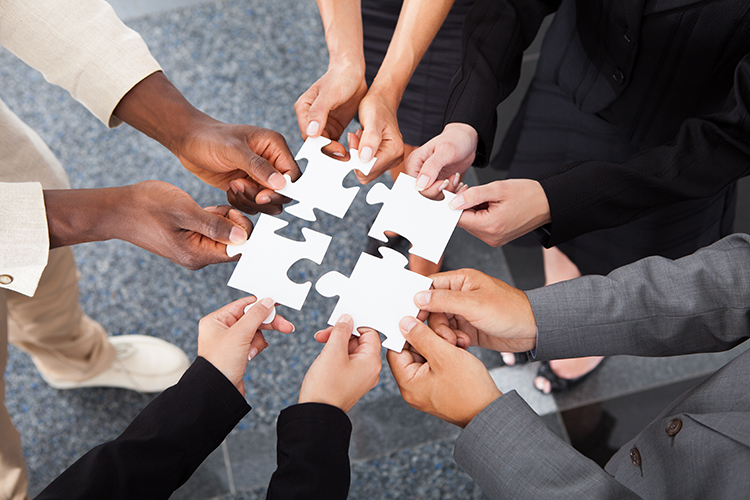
left=43, top=335, right=190, bottom=393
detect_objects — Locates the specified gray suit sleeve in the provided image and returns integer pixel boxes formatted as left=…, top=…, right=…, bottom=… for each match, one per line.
left=454, top=391, right=641, bottom=499
left=528, top=233, right=750, bottom=360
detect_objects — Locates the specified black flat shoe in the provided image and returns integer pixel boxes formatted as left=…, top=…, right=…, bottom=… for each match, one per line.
left=534, top=358, right=605, bottom=394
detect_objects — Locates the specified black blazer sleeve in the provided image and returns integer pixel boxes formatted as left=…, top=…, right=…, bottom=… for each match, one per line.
left=536, top=53, right=750, bottom=247
left=444, top=0, right=561, bottom=166
left=35, top=357, right=251, bottom=500
left=266, top=403, right=352, bottom=500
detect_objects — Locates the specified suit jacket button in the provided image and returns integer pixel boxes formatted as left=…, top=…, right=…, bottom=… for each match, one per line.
left=612, top=68, right=625, bottom=85
left=666, top=418, right=683, bottom=436
left=630, top=447, right=641, bottom=467
left=0, top=274, right=13, bottom=285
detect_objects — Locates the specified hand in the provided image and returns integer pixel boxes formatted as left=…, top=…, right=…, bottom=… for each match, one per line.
left=448, top=179, right=552, bottom=247
left=295, top=63, right=368, bottom=145
left=198, top=297, right=294, bottom=393
left=175, top=120, right=300, bottom=216
left=353, top=90, right=405, bottom=183
left=113, top=72, right=300, bottom=215
left=44, top=181, right=254, bottom=270
left=119, top=181, right=256, bottom=270
left=387, top=317, right=502, bottom=428
left=413, top=269, right=538, bottom=353
left=299, top=315, right=382, bottom=413
left=404, top=123, right=478, bottom=192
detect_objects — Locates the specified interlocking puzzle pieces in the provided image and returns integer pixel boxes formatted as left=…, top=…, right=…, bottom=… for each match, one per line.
left=226, top=214, right=332, bottom=310
left=315, top=247, right=433, bottom=352
left=277, top=136, right=377, bottom=221
left=366, top=174, right=462, bottom=264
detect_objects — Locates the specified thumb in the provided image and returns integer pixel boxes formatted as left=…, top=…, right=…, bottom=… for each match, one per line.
left=414, top=144, right=460, bottom=191
left=306, top=91, right=340, bottom=138
left=399, top=317, right=450, bottom=366
left=185, top=206, right=249, bottom=246
left=321, top=314, right=355, bottom=354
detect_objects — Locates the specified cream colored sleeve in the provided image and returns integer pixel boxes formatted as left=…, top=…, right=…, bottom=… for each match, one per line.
left=0, top=182, right=49, bottom=297
left=0, top=0, right=162, bottom=128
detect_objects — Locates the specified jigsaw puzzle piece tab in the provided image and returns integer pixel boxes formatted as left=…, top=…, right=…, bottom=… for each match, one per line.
left=226, top=214, right=332, bottom=310
left=315, top=247, right=432, bottom=352
left=366, top=174, right=462, bottom=264
left=277, top=136, right=376, bottom=221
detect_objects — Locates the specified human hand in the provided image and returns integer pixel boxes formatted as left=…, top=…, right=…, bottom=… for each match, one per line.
left=404, top=123, right=478, bottom=192
left=353, top=90, right=405, bottom=183
left=413, top=269, right=538, bottom=353
left=299, top=315, right=382, bottom=413
left=295, top=63, right=368, bottom=146
left=448, top=179, right=551, bottom=247
left=387, top=317, right=502, bottom=428
left=198, top=296, right=294, bottom=393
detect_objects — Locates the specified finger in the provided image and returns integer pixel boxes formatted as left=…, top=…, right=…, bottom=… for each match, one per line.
left=356, top=328, right=384, bottom=356
left=181, top=201, right=250, bottom=246
left=247, top=330, right=268, bottom=361
left=357, top=124, right=381, bottom=165
left=398, top=317, right=452, bottom=365
left=448, top=183, right=496, bottom=210
left=207, top=296, right=259, bottom=328
left=230, top=178, right=290, bottom=206
left=415, top=146, right=460, bottom=192
left=413, top=288, right=482, bottom=318
left=322, top=140, right=349, bottom=160
left=423, top=270, right=475, bottom=294
left=232, top=297, right=276, bottom=337
left=347, top=132, right=361, bottom=151
left=266, top=313, right=295, bottom=334
left=386, top=344, right=420, bottom=383
left=204, top=206, right=254, bottom=239
left=306, top=91, right=343, bottom=139
left=226, top=186, right=284, bottom=216
left=294, top=87, right=319, bottom=138
left=314, top=326, right=334, bottom=344
left=321, top=314, right=355, bottom=354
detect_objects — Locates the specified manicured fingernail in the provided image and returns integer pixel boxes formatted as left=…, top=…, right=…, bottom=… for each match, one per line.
left=400, top=316, right=418, bottom=332
left=290, top=324, right=295, bottom=332
left=260, top=297, right=275, bottom=308
left=439, top=179, right=450, bottom=192
left=338, top=313, right=353, bottom=324
left=233, top=180, right=245, bottom=194
left=449, top=194, right=465, bottom=210
left=332, top=151, right=345, bottom=157
left=452, top=173, right=460, bottom=188
left=314, top=331, right=320, bottom=340
left=248, top=347, right=259, bottom=361
left=268, top=172, right=286, bottom=190
left=416, top=175, right=430, bottom=191
left=306, top=121, right=320, bottom=136
left=415, top=291, right=431, bottom=307
left=359, top=147, right=373, bottom=163
left=229, top=183, right=239, bottom=195
left=230, top=226, right=247, bottom=245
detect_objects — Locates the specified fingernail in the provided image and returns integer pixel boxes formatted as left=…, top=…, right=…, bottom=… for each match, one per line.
left=332, top=151, right=345, bottom=157
left=359, top=147, right=373, bottom=163
left=400, top=316, right=418, bottom=332
left=306, top=121, right=320, bottom=136
left=439, top=179, right=450, bottom=192
left=229, top=226, right=247, bottom=245
left=337, top=313, right=353, bottom=324
left=290, top=324, right=296, bottom=332
left=449, top=194, right=465, bottom=210
left=260, top=297, right=275, bottom=308
left=248, top=347, right=259, bottom=361
left=314, top=331, right=320, bottom=340
left=415, top=291, right=431, bottom=307
left=452, top=173, right=460, bottom=188
left=457, top=182, right=466, bottom=190
left=234, top=180, right=245, bottom=194
left=416, top=175, right=430, bottom=191
left=229, top=183, right=238, bottom=195
left=268, top=172, right=286, bottom=190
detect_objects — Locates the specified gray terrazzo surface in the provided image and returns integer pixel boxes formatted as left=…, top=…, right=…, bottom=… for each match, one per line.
left=0, top=0, right=501, bottom=497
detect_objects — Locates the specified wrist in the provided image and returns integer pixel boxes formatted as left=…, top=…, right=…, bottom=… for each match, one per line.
left=366, top=78, right=405, bottom=110
left=113, top=72, right=214, bottom=156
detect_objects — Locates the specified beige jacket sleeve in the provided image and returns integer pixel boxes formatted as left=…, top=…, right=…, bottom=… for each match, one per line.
left=0, top=182, right=48, bottom=297
left=0, top=0, right=162, bottom=128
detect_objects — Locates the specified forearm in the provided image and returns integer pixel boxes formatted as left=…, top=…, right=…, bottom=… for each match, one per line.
left=368, top=0, right=455, bottom=108
left=317, top=0, right=365, bottom=71
left=444, top=0, right=560, bottom=166
left=455, top=392, right=641, bottom=499
left=113, top=71, right=215, bottom=155
left=530, top=234, right=750, bottom=360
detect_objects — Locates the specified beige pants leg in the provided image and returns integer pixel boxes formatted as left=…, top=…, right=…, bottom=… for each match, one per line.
left=0, top=291, right=30, bottom=500
left=0, top=98, right=114, bottom=498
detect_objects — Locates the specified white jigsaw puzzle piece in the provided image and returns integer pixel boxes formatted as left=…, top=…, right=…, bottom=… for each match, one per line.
left=366, top=174, right=462, bottom=264
left=315, top=247, right=432, bottom=352
left=277, top=136, right=377, bottom=221
left=226, top=214, right=332, bottom=310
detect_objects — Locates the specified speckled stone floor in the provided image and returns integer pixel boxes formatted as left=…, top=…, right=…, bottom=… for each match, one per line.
left=0, top=1, right=505, bottom=498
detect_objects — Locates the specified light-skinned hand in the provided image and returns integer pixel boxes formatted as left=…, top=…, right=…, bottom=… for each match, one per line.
left=299, top=314, right=382, bottom=413
left=414, top=269, right=538, bottom=353
left=448, top=179, right=552, bottom=247
left=198, top=296, right=295, bottom=393
left=404, top=123, right=478, bottom=192
left=387, top=317, right=502, bottom=428
left=353, top=90, right=405, bottom=182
